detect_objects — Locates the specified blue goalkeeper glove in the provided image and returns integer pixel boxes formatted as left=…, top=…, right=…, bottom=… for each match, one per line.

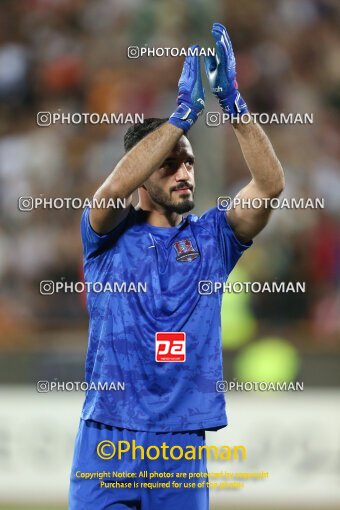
left=204, top=23, right=248, bottom=116
left=169, top=45, right=205, bottom=132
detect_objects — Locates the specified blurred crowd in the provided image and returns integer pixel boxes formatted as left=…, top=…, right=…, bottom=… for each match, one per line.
left=0, top=0, right=339, bottom=348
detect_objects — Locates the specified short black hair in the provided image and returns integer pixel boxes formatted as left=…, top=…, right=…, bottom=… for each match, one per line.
left=123, top=117, right=169, bottom=152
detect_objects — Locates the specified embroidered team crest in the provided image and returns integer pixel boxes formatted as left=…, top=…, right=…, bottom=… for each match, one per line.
left=173, top=239, right=200, bottom=262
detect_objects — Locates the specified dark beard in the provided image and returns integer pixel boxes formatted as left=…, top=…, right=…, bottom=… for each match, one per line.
left=146, top=182, right=195, bottom=214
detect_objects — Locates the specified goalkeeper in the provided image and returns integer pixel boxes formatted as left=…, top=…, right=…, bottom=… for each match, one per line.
left=69, top=23, right=284, bottom=510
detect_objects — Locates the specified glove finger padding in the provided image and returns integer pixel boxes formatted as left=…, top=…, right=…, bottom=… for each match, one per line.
left=215, top=41, right=227, bottom=69
left=206, top=22, right=248, bottom=117
left=212, top=22, right=233, bottom=49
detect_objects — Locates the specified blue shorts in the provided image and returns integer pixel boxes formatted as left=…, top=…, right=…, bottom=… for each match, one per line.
left=69, top=419, right=209, bottom=510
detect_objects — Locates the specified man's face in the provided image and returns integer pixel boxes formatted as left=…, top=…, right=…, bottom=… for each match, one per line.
left=143, top=136, right=195, bottom=214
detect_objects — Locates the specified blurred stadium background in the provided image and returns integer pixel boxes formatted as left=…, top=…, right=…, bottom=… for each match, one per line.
left=0, top=0, right=339, bottom=508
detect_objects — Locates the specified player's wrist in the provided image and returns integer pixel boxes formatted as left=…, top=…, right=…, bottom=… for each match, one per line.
left=169, top=102, right=202, bottom=133
left=218, top=88, right=248, bottom=116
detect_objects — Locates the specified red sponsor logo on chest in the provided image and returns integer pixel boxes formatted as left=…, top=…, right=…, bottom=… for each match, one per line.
left=155, top=332, right=186, bottom=362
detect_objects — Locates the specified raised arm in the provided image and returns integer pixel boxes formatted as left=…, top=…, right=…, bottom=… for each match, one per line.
left=90, top=45, right=205, bottom=234
left=90, top=123, right=182, bottom=234
left=205, top=22, right=284, bottom=243
left=228, top=121, right=284, bottom=243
